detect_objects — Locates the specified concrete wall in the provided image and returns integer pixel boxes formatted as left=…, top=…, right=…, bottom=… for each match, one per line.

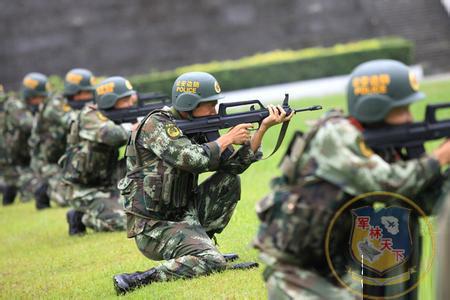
left=1, top=0, right=449, bottom=89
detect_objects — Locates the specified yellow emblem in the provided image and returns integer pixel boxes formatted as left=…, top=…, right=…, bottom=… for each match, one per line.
left=96, top=82, right=115, bottom=96
left=165, top=124, right=181, bottom=139
left=66, top=72, right=83, bottom=84
left=62, top=103, right=72, bottom=112
left=214, top=81, right=221, bottom=93
left=359, top=139, right=374, bottom=158
left=96, top=111, right=109, bottom=122
left=409, top=72, right=419, bottom=91
left=23, top=77, right=39, bottom=89
left=125, top=80, right=133, bottom=90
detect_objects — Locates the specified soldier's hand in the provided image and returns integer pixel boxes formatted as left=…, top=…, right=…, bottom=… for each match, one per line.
left=216, top=123, right=253, bottom=151
left=433, top=139, right=450, bottom=166
left=226, top=123, right=253, bottom=145
left=261, top=105, right=294, bottom=130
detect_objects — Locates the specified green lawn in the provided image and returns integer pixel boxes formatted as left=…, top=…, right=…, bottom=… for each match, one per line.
left=1, top=79, right=448, bottom=299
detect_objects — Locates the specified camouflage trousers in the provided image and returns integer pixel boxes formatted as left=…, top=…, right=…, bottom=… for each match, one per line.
left=264, top=263, right=360, bottom=300
left=134, top=172, right=241, bottom=281
left=66, top=184, right=126, bottom=232
left=29, top=158, right=69, bottom=207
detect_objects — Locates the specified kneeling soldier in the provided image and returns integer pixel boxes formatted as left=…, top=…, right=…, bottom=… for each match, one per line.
left=113, top=72, right=292, bottom=294
left=61, top=76, right=135, bottom=235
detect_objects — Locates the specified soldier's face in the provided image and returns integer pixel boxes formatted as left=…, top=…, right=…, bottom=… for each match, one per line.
left=192, top=101, right=217, bottom=117
left=27, top=95, right=45, bottom=106
left=73, top=91, right=94, bottom=101
left=114, top=95, right=135, bottom=109
left=384, top=105, right=413, bottom=125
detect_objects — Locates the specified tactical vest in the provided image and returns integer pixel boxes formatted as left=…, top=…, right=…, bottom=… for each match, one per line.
left=254, top=112, right=351, bottom=274
left=3, top=100, right=31, bottom=166
left=30, top=100, right=67, bottom=163
left=59, top=111, right=118, bottom=186
left=119, top=110, right=196, bottom=221
left=0, top=107, right=7, bottom=166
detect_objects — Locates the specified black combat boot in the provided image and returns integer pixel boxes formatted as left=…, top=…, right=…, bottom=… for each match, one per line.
left=2, top=185, right=17, bottom=205
left=35, top=183, right=50, bottom=210
left=113, top=268, right=159, bottom=295
left=229, top=262, right=259, bottom=270
left=223, top=253, right=239, bottom=262
left=66, top=209, right=86, bottom=236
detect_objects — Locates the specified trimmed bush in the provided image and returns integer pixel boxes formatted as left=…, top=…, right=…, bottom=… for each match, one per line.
left=130, top=37, right=413, bottom=94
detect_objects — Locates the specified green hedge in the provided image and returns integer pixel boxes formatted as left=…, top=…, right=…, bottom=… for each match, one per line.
left=130, top=37, right=413, bottom=94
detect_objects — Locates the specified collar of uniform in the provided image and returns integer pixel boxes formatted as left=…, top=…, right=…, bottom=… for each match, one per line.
left=168, top=106, right=183, bottom=120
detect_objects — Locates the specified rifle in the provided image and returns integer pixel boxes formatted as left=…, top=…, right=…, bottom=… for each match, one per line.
left=175, top=94, right=322, bottom=158
left=103, top=92, right=170, bottom=124
left=363, top=102, right=450, bottom=158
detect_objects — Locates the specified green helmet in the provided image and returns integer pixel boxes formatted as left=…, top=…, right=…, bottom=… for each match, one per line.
left=95, top=76, right=136, bottom=110
left=172, top=72, right=224, bottom=111
left=21, top=72, right=49, bottom=100
left=347, top=59, right=424, bottom=124
left=64, top=68, right=95, bottom=97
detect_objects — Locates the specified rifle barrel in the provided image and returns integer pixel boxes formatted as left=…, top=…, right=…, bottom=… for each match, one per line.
left=294, top=105, right=322, bottom=113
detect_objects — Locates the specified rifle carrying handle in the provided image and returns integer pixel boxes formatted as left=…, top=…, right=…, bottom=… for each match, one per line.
left=218, top=100, right=264, bottom=116
left=425, top=102, right=450, bottom=123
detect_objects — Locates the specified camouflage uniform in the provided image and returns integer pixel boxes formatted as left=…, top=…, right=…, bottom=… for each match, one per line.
left=119, top=107, right=260, bottom=282
left=61, top=105, right=128, bottom=231
left=253, top=110, right=446, bottom=300
left=24, top=95, right=72, bottom=206
left=2, top=97, right=34, bottom=204
left=0, top=92, right=7, bottom=192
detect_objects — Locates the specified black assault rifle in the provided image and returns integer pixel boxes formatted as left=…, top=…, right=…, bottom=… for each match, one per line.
left=363, top=102, right=450, bottom=159
left=175, top=94, right=322, bottom=158
left=103, top=92, right=170, bottom=124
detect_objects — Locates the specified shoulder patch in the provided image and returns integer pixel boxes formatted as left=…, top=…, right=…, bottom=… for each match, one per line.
left=358, top=138, right=374, bottom=158
left=165, top=123, right=181, bottom=139
left=62, top=103, right=72, bottom=112
left=96, top=111, right=109, bottom=122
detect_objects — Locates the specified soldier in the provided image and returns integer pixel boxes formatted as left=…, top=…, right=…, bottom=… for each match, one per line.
left=60, top=76, right=133, bottom=235
left=27, top=70, right=87, bottom=209
left=0, top=84, right=8, bottom=195
left=2, top=73, right=42, bottom=205
left=113, top=71, right=292, bottom=295
left=41, top=68, right=96, bottom=208
left=253, top=59, right=450, bottom=299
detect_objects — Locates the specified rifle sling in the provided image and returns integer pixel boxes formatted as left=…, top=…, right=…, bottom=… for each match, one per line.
left=261, top=120, right=290, bottom=160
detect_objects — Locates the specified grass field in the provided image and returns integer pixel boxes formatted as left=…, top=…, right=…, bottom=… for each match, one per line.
left=1, top=79, right=449, bottom=299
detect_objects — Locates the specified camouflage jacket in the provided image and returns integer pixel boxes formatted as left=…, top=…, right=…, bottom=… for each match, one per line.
left=3, top=97, right=33, bottom=166
left=28, top=95, right=72, bottom=169
left=280, top=111, right=440, bottom=197
left=254, top=110, right=442, bottom=270
left=61, top=105, right=128, bottom=186
left=0, top=99, right=6, bottom=166
left=120, top=107, right=261, bottom=230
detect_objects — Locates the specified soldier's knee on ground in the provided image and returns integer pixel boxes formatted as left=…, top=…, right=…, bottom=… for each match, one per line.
left=159, top=251, right=227, bottom=280
left=198, top=250, right=227, bottom=272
